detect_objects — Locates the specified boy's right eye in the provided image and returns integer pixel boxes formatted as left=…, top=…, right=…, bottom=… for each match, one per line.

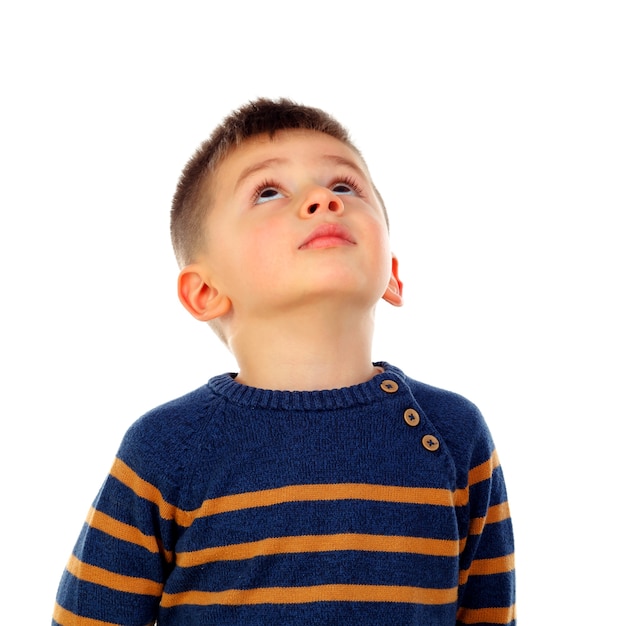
left=254, top=185, right=285, bottom=204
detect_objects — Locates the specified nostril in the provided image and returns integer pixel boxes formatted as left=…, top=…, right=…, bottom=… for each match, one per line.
left=308, top=203, right=319, bottom=214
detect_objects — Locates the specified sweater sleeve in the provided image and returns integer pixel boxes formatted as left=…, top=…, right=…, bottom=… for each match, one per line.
left=455, top=440, right=516, bottom=625
left=52, top=453, right=177, bottom=625
left=52, top=388, right=210, bottom=626
left=407, top=379, right=516, bottom=625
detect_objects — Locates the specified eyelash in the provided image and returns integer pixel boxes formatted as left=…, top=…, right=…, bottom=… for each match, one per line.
left=252, top=178, right=282, bottom=204
left=329, top=175, right=364, bottom=196
left=251, top=175, right=364, bottom=203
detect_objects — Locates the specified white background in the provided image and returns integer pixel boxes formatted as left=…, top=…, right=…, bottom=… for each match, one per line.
left=1, top=2, right=624, bottom=623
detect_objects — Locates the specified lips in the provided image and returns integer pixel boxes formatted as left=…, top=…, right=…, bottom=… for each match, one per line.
left=298, top=223, right=356, bottom=250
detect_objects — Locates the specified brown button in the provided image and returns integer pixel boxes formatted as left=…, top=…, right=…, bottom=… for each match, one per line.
left=422, top=435, right=440, bottom=451
left=403, top=408, right=420, bottom=427
left=380, top=380, right=399, bottom=393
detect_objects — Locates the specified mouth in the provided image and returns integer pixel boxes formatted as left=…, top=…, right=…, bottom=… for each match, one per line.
left=298, top=223, right=356, bottom=250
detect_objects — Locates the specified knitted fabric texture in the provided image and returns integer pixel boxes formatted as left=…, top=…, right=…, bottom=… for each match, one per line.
left=53, top=363, right=515, bottom=625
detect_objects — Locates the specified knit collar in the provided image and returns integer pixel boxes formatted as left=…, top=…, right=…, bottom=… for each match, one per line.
left=207, top=362, right=406, bottom=412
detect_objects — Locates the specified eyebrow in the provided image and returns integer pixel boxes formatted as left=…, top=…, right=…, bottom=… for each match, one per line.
left=235, top=158, right=287, bottom=189
left=322, top=155, right=369, bottom=181
left=235, top=154, right=369, bottom=190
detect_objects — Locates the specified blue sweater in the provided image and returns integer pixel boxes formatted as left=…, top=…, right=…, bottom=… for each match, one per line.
left=53, top=364, right=515, bottom=625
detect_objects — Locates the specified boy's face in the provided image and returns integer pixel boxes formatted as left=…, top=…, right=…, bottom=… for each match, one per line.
left=196, top=129, right=400, bottom=320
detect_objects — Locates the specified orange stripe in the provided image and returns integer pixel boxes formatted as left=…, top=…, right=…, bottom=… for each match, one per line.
left=459, top=552, right=515, bottom=585
left=53, top=602, right=121, bottom=626
left=184, top=484, right=456, bottom=527
left=87, top=506, right=158, bottom=553
left=161, top=583, right=457, bottom=607
left=454, top=486, right=469, bottom=507
left=486, top=501, right=511, bottom=525
left=468, top=501, right=512, bottom=536
left=66, top=554, right=162, bottom=596
left=468, top=553, right=515, bottom=576
left=112, top=457, right=461, bottom=527
left=459, top=568, right=470, bottom=586
left=458, top=536, right=467, bottom=553
left=468, top=450, right=500, bottom=487
left=457, top=603, right=516, bottom=624
left=177, top=533, right=460, bottom=567
left=468, top=514, right=486, bottom=537
left=110, top=457, right=178, bottom=522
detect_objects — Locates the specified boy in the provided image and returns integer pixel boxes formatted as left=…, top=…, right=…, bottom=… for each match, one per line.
left=53, top=98, right=515, bottom=625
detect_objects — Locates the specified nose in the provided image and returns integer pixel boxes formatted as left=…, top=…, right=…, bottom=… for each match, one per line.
left=300, top=186, right=345, bottom=217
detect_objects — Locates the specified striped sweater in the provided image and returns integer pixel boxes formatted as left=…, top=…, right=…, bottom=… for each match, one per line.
left=53, top=363, right=515, bottom=625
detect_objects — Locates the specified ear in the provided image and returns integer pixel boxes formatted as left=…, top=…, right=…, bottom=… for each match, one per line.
left=382, top=255, right=404, bottom=307
left=177, top=264, right=232, bottom=321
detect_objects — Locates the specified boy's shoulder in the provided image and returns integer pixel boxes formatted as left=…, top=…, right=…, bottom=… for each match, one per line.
left=396, top=368, right=495, bottom=466
left=404, top=375, right=484, bottom=425
left=123, top=383, right=215, bottom=444
left=390, top=366, right=484, bottom=423
left=115, top=380, right=223, bottom=492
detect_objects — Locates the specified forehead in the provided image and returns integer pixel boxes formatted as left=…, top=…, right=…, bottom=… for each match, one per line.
left=213, top=129, right=370, bottom=186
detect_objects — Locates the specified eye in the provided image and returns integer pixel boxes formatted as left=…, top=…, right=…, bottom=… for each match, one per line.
left=330, top=176, right=363, bottom=196
left=253, top=181, right=285, bottom=205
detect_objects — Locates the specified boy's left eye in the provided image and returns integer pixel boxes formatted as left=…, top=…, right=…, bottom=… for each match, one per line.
left=330, top=177, right=362, bottom=196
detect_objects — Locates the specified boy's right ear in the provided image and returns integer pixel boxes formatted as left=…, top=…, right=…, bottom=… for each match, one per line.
left=177, top=265, right=232, bottom=321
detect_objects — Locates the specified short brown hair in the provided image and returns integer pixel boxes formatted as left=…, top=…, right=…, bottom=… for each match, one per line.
left=170, top=97, right=386, bottom=267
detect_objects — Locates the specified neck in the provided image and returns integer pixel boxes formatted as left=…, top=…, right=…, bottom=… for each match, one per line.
left=227, top=303, right=379, bottom=391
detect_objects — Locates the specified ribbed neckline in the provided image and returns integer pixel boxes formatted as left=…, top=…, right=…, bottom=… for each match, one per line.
left=207, top=362, right=405, bottom=412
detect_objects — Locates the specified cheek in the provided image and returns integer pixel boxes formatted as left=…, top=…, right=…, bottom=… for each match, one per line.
left=237, top=218, right=290, bottom=275
left=363, top=215, right=392, bottom=255
left=366, top=223, right=394, bottom=286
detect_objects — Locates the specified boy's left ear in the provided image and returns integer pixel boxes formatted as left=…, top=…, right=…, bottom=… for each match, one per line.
left=382, top=255, right=404, bottom=307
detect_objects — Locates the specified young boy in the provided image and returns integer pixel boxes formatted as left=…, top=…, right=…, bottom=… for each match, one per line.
left=53, top=98, right=515, bottom=625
